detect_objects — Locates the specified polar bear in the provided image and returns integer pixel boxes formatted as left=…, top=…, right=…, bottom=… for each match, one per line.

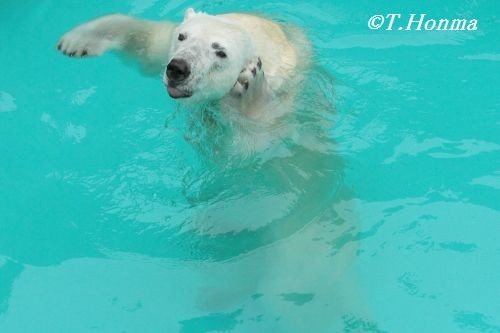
left=57, top=8, right=309, bottom=121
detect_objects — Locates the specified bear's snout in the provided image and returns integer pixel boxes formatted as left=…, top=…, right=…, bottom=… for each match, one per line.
left=166, top=58, right=191, bottom=83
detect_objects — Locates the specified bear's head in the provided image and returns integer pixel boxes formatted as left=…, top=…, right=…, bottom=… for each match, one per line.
left=164, top=8, right=255, bottom=101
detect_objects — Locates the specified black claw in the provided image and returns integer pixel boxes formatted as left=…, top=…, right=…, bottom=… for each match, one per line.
left=57, top=43, right=62, bottom=51
left=244, top=81, right=249, bottom=90
left=69, top=51, right=76, bottom=57
left=257, top=57, right=262, bottom=69
left=81, top=50, right=88, bottom=56
left=251, top=68, right=256, bottom=77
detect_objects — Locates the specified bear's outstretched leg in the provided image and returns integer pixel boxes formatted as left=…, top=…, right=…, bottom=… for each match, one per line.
left=56, top=14, right=175, bottom=73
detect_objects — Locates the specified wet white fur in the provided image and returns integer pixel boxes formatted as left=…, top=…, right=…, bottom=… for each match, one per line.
left=57, top=9, right=303, bottom=119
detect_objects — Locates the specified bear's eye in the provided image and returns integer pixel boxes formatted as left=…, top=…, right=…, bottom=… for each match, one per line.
left=215, top=50, right=227, bottom=58
left=178, top=33, right=186, bottom=41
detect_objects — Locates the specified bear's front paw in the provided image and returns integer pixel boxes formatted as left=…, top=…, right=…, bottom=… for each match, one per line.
left=56, top=26, right=117, bottom=57
left=231, top=57, right=264, bottom=97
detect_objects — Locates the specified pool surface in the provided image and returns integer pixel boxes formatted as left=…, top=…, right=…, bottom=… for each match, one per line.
left=1, top=1, right=499, bottom=332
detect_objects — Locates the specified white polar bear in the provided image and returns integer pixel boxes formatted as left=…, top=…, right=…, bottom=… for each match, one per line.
left=57, top=8, right=309, bottom=121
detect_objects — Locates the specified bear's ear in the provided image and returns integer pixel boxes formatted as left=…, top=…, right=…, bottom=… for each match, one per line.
left=184, top=8, right=196, bottom=20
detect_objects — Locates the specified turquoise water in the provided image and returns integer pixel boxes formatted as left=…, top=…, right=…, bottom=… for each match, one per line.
left=1, top=1, right=499, bottom=332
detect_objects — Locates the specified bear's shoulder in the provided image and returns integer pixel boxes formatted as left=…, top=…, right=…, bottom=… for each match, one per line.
left=218, top=13, right=305, bottom=91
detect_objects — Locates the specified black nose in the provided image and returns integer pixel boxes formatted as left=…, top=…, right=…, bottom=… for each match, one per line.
left=166, top=58, right=190, bottom=83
